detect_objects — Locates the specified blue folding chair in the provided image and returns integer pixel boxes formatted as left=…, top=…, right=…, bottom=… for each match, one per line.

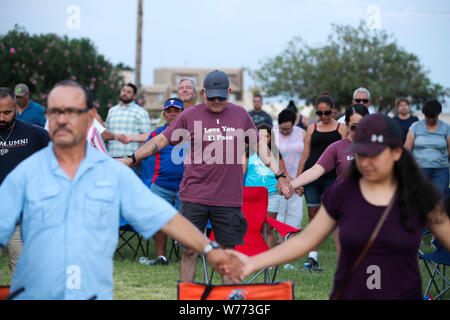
left=419, top=238, right=450, bottom=300
left=115, top=218, right=149, bottom=260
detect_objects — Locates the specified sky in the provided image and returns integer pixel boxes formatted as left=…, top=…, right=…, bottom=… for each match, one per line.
left=1, top=0, right=449, bottom=107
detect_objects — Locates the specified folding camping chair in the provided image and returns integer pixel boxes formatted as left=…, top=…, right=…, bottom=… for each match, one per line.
left=419, top=238, right=450, bottom=300
left=115, top=219, right=149, bottom=260
left=202, top=186, right=301, bottom=284
left=0, top=286, right=25, bottom=300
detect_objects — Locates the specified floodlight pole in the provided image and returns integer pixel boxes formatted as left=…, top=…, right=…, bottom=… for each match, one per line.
left=135, top=0, right=143, bottom=87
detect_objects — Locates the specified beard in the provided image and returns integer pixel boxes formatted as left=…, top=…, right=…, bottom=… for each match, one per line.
left=120, top=96, right=134, bottom=104
left=0, top=118, right=15, bottom=131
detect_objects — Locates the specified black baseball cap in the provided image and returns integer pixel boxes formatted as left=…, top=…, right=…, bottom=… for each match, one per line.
left=203, top=70, right=229, bottom=99
left=346, top=113, right=403, bottom=156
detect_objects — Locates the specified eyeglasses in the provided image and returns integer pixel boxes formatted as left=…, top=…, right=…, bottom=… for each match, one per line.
left=315, top=110, right=332, bottom=117
left=354, top=99, right=369, bottom=104
left=350, top=124, right=358, bottom=131
left=46, top=107, right=90, bottom=120
left=207, top=96, right=227, bottom=102
left=279, top=126, right=293, bottom=133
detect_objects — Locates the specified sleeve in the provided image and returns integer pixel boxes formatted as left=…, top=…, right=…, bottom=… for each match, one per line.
left=409, top=120, right=419, bottom=135
left=0, top=168, right=26, bottom=247
left=93, top=118, right=106, bottom=134
left=321, top=179, right=345, bottom=221
left=316, top=142, right=337, bottom=173
left=118, top=164, right=177, bottom=239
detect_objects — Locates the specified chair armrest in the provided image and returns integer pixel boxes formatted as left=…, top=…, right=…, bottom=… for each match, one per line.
left=265, top=216, right=301, bottom=238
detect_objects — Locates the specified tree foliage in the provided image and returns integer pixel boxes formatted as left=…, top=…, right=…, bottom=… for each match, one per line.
left=0, top=25, right=130, bottom=119
left=251, top=22, right=449, bottom=113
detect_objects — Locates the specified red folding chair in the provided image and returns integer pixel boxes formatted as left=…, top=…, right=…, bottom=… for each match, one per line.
left=202, top=186, right=301, bottom=284
left=0, top=286, right=10, bottom=300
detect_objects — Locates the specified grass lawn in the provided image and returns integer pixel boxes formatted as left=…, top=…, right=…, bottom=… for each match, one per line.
left=0, top=201, right=447, bottom=300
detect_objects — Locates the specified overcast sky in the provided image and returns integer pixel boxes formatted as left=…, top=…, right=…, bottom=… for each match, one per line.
left=1, top=0, right=449, bottom=107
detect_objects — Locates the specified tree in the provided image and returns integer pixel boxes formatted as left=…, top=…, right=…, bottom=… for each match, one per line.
left=251, top=22, right=449, bottom=113
left=0, top=25, right=130, bottom=119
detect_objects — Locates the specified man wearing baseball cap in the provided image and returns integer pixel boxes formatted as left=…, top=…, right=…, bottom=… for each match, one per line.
left=139, top=98, right=187, bottom=265
left=14, top=83, right=46, bottom=127
left=119, top=69, right=293, bottom=284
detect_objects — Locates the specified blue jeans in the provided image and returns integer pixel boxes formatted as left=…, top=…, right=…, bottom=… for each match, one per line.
left=150, top=183, right=181, bottom=211
left=421, top=167, right=449, bottom=196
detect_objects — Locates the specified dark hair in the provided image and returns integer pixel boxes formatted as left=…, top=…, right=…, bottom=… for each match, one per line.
left=346, top=148, right=443, bottom=232
left=246, top=123, right=282, bottom=160
left=53, top=80, right=94, bottom=109
left=422, top=99, right=442, bottom=118
left=344, top=103, right=369, bottom=124
left=278, top=108, right=296, bottom=125
left=395, top=97, right=410, bottom=108
left=0, top=87, right=16, bottom=103
left=125, top=83, right=138, bottom=95
left=286, top=100, right=297, bottom=114
left=315, top=95, right=334, bottom=108
left=253, top=94, right=262, bottom=101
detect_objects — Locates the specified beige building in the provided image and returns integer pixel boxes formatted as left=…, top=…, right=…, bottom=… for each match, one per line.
left=140, top=67, right=244, bottom=111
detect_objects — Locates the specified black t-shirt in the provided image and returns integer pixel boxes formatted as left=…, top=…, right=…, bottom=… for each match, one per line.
left=249, top=110, right=273, bottom=127
left=392, top=115, right=419, bottom=144
left=0, top=120, right=50, bottom=184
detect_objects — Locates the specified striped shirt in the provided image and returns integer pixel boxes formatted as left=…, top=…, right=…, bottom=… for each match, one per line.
left=105, top=102, right=151, bottom=157
left=86, top=119, right=107, bottom=153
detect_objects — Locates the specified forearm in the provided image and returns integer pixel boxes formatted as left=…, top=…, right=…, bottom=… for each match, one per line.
left=130, top=132, right=150, bottom=143
left=134, top=133, right=169, bottom=162
left=291, top=164, right=325, bottom=189
left=101, top=129, right=117, bottom=141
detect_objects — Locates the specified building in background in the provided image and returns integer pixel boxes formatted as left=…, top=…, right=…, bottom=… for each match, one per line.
left=140, top=67, right=244, bottom=111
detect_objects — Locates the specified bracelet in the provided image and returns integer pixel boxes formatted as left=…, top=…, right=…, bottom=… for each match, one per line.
left=275, top=172, right=286, bottom=180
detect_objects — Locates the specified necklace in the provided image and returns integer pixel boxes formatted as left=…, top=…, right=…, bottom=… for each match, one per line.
left=0, top=121, right=15, bottom=156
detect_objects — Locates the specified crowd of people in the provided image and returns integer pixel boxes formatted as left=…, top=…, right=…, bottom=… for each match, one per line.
left=1, top=69, right=450, bottom=300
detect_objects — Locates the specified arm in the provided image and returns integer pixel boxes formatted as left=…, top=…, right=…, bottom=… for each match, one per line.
left=118, top=132, right=170, bottom=167
left=242, top=152, right=249, bottom=176
left=426, top=204, right=450, bottom=252
left=296, top=125, right=313, bottom=176
left=118, top=132, right=150, bottom=144
left=404, top=130, right=415, bottom=151
left=290, top=164, right=325, bottom=189
left=230, top=205, right=337, bottom=277
left=161, top=213, right=242, bottom=281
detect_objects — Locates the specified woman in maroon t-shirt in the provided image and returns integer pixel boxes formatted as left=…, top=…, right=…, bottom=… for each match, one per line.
left=229, top=113, right=450, bottom=299
left=283, top=104, right=369, bottom=258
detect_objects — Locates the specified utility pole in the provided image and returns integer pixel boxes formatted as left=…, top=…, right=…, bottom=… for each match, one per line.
left=135, top=0, right=143, bottom=87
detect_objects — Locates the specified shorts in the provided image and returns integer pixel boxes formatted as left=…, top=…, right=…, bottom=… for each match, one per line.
left=304, top=176, right=335, bottom=207
left=267, top=192, right=281, bottom=213
left=181, top=201, right=248, bottom=246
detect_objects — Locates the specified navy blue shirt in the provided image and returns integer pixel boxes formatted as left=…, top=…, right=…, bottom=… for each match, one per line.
left=141, top=124, right=187, bottom=191
left=392, top=115, right=419, bottom=144
left=0, top=119, right=50, bottom=184
left=16, top=99, right=46, bottom=127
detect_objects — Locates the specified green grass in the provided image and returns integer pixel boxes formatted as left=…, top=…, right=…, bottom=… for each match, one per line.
left=0, top=201, right=447, bottom=300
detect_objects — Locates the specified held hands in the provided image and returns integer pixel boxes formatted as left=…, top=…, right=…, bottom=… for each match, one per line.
left=116, top=157, right=134, bottom=167
left=206, top=249, right=244, bottom=283
left=277, top=177, right=294, bottom=199
left=225, top=249, right=253, bottom=280
left=116, top=134, right=133, bottom=144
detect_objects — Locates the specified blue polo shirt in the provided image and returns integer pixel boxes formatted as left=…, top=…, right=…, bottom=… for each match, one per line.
left=16, top=99, right=46, bottom=127
left=141, top=124, right=186, bottom=191
left=0, top=143, right=177, bottom=299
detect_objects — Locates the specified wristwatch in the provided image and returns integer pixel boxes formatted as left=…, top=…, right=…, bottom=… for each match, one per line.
left=203, top=241, right=220, bottom=255
left=127, top=153, right=137, bottom=164
left=275, top=172, right=286, bottom=180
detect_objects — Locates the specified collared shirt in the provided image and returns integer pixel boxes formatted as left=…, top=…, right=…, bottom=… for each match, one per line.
left=16, top=99, right=46, bottom=127
left=105, top=102, right=151, bottom=157
left=0, top=143, right=177, bottom=300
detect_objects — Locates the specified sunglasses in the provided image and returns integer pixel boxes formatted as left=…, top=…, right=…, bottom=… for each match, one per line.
left=207, top=96, right=227, bottom=102
left=354, top=99, right=369, bottom=104
left=315, top=110, right=332, bottom=117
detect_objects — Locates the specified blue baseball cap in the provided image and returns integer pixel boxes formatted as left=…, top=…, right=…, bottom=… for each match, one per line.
left=164, top=98, right=184, bottom=110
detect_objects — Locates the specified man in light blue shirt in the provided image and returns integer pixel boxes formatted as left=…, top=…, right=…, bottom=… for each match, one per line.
left=0, top=80, right=240, bottom=300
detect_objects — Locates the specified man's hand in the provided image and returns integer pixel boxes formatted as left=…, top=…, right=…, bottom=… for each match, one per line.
left=295, top=186, right=304, bottom=197
left=116, top=157, right=134, bottom=167
left=116, top=134, right=132, bottom=144
left=225, top=249, right=253, bottom=280
left=206, top=249, right=243, bottom=283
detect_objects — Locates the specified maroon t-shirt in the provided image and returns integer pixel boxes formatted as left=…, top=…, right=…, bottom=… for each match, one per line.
left=163, top=102, right=258, bottom=207
left=322, top=178, right=425, bottom=300
left=316, top=138, right=353, bottom=181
